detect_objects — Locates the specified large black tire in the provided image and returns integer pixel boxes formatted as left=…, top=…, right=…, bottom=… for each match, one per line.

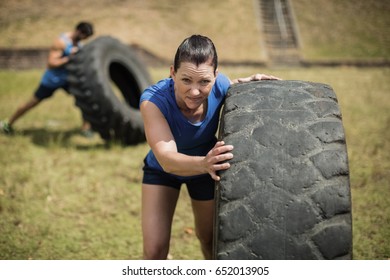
left=214, top=80, right=352, bottom=259
left=66, top=36, right=152, bottom=145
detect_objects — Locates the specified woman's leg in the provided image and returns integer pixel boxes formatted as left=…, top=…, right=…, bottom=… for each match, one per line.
left=142, top=184, right=180, bottom=259
left=191, top=199, right=215, bottom=259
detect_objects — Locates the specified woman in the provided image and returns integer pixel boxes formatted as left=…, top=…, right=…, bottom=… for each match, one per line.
left=140, top=34, right=279, bottom=259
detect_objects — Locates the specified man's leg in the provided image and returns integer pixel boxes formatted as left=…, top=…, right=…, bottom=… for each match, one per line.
left=3, top=83, right=55, bottom=132
left=8, top=96, right=41, bottom=126
left=142, top=184, right=180, bottom=259
left=81, top=120, right=91, bottom=131
left=80, top=118, right=94, bottom=137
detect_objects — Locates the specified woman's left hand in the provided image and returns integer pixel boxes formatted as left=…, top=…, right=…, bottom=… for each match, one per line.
left=231, top=73, right=281, bottom=84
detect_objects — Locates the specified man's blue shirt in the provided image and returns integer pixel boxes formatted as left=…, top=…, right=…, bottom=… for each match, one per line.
left=41, top=34, right=79, bottom=88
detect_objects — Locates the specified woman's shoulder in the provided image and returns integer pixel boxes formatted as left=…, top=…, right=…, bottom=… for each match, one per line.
left=216, top=73, right=230, bottom=86
left=140, top=78, right=175, bottom=114
left=217, top=72, right=228, bottom=80
left=142, top=78, right=171, bottom=99
left=213, top=73, right=231, bottom=96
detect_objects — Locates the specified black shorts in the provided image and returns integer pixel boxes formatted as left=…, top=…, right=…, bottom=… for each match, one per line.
left=142, top=166, right=215, bottom=201
left=34, top=83, right=69, bottom=100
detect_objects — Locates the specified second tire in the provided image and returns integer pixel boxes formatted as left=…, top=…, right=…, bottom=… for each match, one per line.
left=67, top=36, right=152, bottom=145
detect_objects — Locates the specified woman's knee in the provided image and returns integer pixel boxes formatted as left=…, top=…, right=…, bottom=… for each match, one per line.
left=143, top=241, right=169, bottom=260
left=195, top=226, right=213, bottom=246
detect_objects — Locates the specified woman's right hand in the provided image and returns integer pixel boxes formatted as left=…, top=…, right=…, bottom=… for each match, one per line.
left=203, top=141, right=234, bottom=181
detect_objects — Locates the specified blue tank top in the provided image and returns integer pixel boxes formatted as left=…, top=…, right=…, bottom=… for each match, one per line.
left=41, top=33, right=79, bottom=88
left=140, top=73, right=231, bottom=178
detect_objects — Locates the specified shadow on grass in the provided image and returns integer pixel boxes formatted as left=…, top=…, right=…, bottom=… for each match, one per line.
left=17, top=128, right=109, bottom=150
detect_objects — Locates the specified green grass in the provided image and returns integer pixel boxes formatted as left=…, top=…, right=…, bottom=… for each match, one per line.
left=0, top=67, right=389, bottom=260
left=293, top=0, right=390, bottom=60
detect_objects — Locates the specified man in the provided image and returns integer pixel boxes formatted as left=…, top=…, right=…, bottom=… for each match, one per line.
left=1, top=21, right=94, bottom=136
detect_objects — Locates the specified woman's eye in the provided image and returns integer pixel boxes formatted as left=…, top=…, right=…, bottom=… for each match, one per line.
left=182, top=78, right=191, bottom=84
left=200, top=80, right=211, bottom=86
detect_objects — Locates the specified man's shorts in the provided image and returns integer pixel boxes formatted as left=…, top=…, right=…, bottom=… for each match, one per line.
left=142, top=166, right=215, bottom=201
left=34, top=83, right=69, bottom=100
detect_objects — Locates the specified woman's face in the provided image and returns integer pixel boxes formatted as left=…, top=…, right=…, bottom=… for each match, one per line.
left=170, top=61, right=217, bottom=112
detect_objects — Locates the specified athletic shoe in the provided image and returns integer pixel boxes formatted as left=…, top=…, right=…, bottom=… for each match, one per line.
left=0, top=120, right=13, bottom=134
left=80, top=129, right=94, bottom=138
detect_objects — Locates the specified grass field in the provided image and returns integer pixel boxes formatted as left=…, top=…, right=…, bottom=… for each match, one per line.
left=293, top=0, right=390, bottom=59
left=0, top=0, right=389, bottom=261
left=0, top=66, right=389, bottom=260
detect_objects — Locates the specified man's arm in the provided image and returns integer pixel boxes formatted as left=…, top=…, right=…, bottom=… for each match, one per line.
left=46, top=37, right=74, bottom=69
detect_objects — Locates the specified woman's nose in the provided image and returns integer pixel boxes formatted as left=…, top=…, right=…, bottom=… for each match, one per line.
left=189, top=85, right=200, bottom=96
